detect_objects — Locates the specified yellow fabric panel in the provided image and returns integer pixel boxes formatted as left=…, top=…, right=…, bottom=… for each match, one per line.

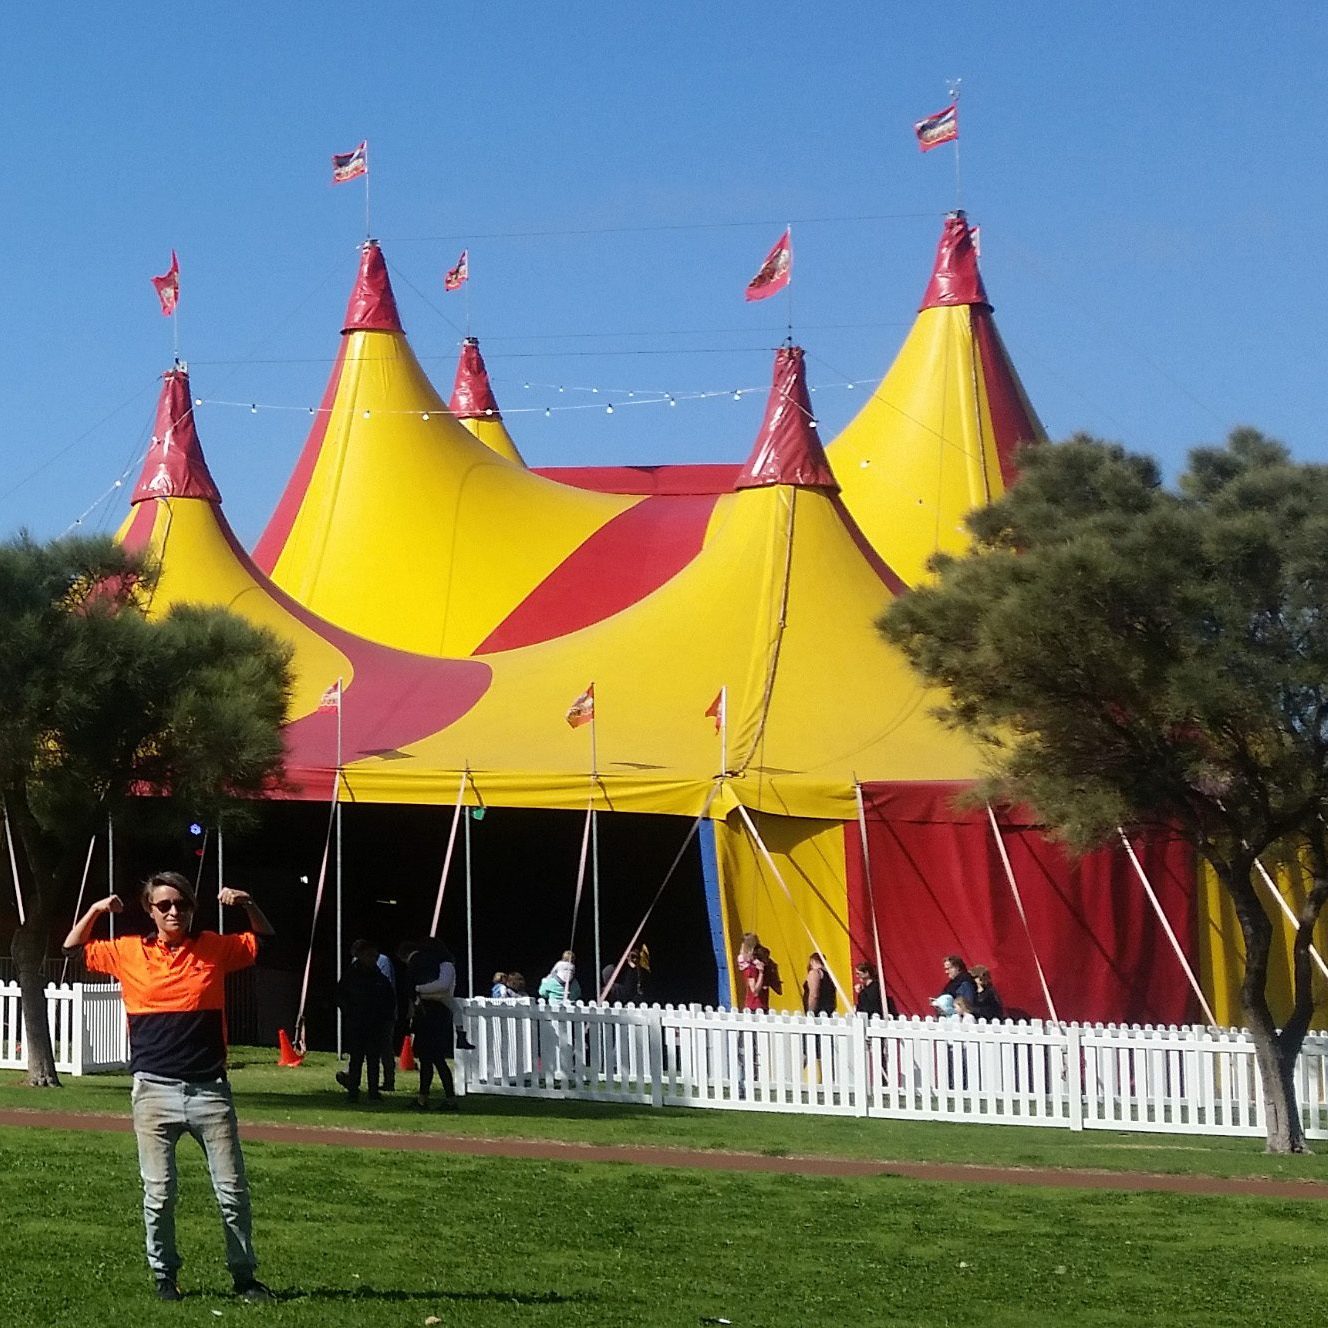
left=1197, top=854, right=1328, bottom=1029
left=827, top=306, right=1003, bottom=588
left=266, top=329, right=633, bottom=656
left=395, top=484, right=982, bottom=819
left=115, top=499, right=350, bottom=720
left=712, top=811, right=852, bottom=1013
left=459, top=415, right=526, bottom=466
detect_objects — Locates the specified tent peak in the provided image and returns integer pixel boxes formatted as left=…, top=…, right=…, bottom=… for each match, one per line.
left=449, top=336, right=502, bottom=420
left=343, top=238, right=403, bottom=334
left=735, top=345, right=839, bottom=493
left=920, top=210, right=990, bottom=312
left=130, top=365, right=222, bottom=505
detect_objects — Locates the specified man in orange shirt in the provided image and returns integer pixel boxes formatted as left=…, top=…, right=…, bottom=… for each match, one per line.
left=64, top=871, right=275, bottom=1303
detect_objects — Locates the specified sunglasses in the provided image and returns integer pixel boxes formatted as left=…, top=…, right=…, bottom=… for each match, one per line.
left=150, top=898, right=193, bottom=914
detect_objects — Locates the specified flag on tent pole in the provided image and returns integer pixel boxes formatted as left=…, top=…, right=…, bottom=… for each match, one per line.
left=704, top=688, right=726, bottom=735
left=444, top=249, right=469, bottom=291
left=914, top=103, right=958, bottom=152
left=151, top=251, right=180, bottom=316
left=331, top=141, right=368, bottom=184
left=317, top=680, right=342, bottom=713
left=566, top=683, right=595, bottom=729
left=744, top=229, right=792, bottom=302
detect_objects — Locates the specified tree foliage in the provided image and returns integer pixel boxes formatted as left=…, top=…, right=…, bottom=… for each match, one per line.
left=0, top=533, right=293, bottom=1083
left=881, top=430, right=1328, bottom=1151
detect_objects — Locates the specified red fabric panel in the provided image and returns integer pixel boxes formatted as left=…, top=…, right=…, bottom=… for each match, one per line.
left=734, top=347, right=838, bottom=492
left=474, top=493, right=719, bottom=654
left=845, top=782, right=1197, bottom=1026
left=251, top=340, right=348, bottom=574
left=342, top=243, right=402, bottom=334
left=919, top=212, right=989, bottom=311
left=534, top=464, right=741, bottom=495
left=132, top=370, right=221, bottom=505
left=973, top=310, right=1043, bottom=490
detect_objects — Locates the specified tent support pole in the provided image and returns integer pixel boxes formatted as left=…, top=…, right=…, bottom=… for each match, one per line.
left=2, top=801, right=25, bottom=928
left=1117, top=826, right=1218, bottom=1027
left=217, top=828, right=225, bottom=935
left=294, top=801, right=338, bottom=1052
left=854, top=782, right=888, bottom=1009
left=464, top=793, right=474, bottom=997
left=591, top=807, right=601, bottom=1004
left=569, top=798, right=593, bottom=953
left=1254, top=855, right=1328, bottom=984
left=60, top=832, right=100, bottom=983
left=107, top=814, right=115, bottom=940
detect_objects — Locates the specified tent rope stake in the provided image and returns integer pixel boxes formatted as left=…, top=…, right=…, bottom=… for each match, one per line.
left=985, top=804, right=1059, bottom=1023
left=1117, top=826, right=1218, bottom=1028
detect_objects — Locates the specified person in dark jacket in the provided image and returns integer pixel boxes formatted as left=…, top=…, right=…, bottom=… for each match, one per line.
left=853, top=961, right=896, bottom=1017
left=970, top=964, right=1005, bottom=1021
left=801, top=952, right=837, bottom=1016
left=335, top=939, right=396, bottom=1102
left=933, top=954, right=977, bottom=1014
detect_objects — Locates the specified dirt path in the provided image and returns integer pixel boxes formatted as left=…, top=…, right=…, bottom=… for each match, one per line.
left=2, top=1106, right=1325, bottom=1201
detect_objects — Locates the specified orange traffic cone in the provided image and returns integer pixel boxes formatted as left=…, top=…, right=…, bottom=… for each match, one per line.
left=277, top=1028, right=305, bottom=1067
left=398, top=1034, right=416, bottom=1072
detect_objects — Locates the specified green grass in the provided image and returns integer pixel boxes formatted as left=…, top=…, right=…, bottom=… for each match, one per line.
left=1, top=1124, right=1326, bottom=1327
left=4, top=1047, right=1328, bottom=1184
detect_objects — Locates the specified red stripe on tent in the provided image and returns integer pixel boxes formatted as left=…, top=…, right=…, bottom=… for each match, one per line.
left=251, top=339, right=349, bottom=575
left=210, top=522, right=491, bottom=798
left=972, top=310, right=1044, bottom=490
left=118, top=502, right=158, bottom=556
left=845, top=781, right=1197, bottom=1026
left=533, top=464, right=742, bottom=496
left=475, top=494, right=720, bottom=654
left=830, top=496, right=910, bottom=597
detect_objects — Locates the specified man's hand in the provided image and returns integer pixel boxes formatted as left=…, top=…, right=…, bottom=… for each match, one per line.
left=218, top=888, right=252, bottom=908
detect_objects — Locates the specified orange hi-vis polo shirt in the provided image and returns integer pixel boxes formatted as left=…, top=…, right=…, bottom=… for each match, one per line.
left=83, top=931, right=259, bottom=1081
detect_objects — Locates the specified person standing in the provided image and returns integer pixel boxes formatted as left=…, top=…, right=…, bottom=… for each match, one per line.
left=398, top=938, right=462, bottom=1111
left=970, top=964, right=1005, bottom=1021
left=335, top=940, right=396, bottom=1102
left=801, top=952, right=837, bottom=1016
left=63, top=872, right=275, bottom=1303
left=374, top=944, right=399, bottom=1090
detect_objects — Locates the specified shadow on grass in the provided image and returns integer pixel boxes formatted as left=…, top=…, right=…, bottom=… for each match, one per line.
left=283, top=1286, right=592, bottom=1306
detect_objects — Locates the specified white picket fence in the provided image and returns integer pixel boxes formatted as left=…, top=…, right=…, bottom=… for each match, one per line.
left=456, top=998, right=1328, bottom=1139
left=0, top=982, right=129, bottom=1075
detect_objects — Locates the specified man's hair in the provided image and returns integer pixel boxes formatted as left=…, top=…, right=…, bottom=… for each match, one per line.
left=351, top=938, right=378, bottom=963
left=944, top=954, right=967, bottom=971
left=140, top=871, right=198, bottom=914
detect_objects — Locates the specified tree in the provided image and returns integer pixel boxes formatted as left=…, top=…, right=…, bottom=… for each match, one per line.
left=881, top=430, right=1328, bottom=1152
left=0, top=534, right=292, bottom=1086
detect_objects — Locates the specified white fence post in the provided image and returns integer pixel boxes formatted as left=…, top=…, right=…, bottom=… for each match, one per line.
left=1065, top=1022, right=1083, bottom=1132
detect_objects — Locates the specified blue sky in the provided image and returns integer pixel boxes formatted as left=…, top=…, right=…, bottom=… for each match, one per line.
left=6, top=4, right=1326, bottom=546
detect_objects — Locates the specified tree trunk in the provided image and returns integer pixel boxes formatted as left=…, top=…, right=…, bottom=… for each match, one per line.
left=1250, top=1029, right=1307, bottom=1153
left=11, top=904, right=60, bottom=1088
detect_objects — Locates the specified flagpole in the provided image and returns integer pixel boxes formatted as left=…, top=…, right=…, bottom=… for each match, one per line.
left=217, top=827, right=225, bottom=936
left=784, top=223, right=794, bottom=342
left=363, top=146, right=372, bottom=241
left=589, top=695, right=600, bottom=992
left=948, top=80, right=963, bottom=210
left=464, top=771, right=474, bottom=998
left=334, top=675, right=344, bottom=1059
left=720, top=684, right=729, bottom=776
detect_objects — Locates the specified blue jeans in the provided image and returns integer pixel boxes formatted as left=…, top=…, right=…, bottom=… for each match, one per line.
left=130, top=1075, right=258, bottom=1280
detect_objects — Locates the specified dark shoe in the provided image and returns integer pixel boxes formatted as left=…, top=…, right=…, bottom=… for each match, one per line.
left=455, top=1031, right=475, bottom=1050
left=366, top=1091, right=382, bottom=1102
left=334, top=1070, right=351, bottom=1090
left=155, top=1276, right=182, bottom=1302
left=233, top=1277, right=275, bottom=1302
left=381, top=1081, right=395, bottom=1092
left=437, top=1096, right=460, bottom=1112
left=410, top=1097, right=430, bottom=1111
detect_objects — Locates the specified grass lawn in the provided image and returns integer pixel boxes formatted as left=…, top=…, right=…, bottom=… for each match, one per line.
left=3, top=1047, right=1328, bottom=1184
left=3, top=1124, right=1328, bottom=1328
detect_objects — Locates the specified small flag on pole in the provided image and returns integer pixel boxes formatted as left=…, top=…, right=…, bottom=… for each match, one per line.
left=566, top=683, right=595, bottom=729
left=914, top=103, right=958, bottom=152
left=151, top=251, right=180, bottom=316
left=331, top=141, right=368, bottom=184
left=744, top=229, right=792, bottom=302
left=704, top=689, right=726, bottom=735
left=444, top=249, right=469, bottom=292
left=317, top=680, right=342, bottom=713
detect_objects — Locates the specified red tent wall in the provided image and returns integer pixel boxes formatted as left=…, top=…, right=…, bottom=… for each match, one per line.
left=846, top=782, right=1197, bottom=1026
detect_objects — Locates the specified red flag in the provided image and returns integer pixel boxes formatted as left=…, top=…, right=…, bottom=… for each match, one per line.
left=444, top=249, right=469, bottom=292
left=914, top=103, right=958, bottom=152
left=704, top=689, right=726, bottom=734
left=331, top=141, right=368, bottom=184
left=566, top=683, right=595, bottom=729
left=744, top=229, right=792, bottom=302
left=317, top=680, right=342, bottom=713
left=151, top=251, right=180, bottom=317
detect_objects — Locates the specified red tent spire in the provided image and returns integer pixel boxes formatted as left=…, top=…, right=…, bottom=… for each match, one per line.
left=342, top=239, right=403, bottom=334
left=130, top=366, right=222, bottom=505
left=735, top=346, right=839, bottom=493
left=449, top=337, right=502, bottom=419
left=920, top=210, right=989, bottom=311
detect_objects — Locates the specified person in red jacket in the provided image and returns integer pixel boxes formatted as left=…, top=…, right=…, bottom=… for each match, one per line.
left=63, top=871, right=275, bottom=1303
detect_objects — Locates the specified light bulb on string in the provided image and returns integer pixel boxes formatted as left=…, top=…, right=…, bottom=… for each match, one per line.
left=605, top=403, right=614, bottom=415
left=249, top=404, right=257, bottom=414
left=732, top=390, right=742, bottom=401
left=194, top=398, right=203, bottom=407
left=421, top=412, right=430, bottom=421
left=362, top=410, right=371, bottom=419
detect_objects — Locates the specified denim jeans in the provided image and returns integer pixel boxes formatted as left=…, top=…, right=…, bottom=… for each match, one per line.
left=130, top=1075, right=258, bottom=1280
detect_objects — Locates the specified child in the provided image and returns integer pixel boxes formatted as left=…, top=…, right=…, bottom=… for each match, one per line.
left=335, top=939, right=396, bottom=1102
